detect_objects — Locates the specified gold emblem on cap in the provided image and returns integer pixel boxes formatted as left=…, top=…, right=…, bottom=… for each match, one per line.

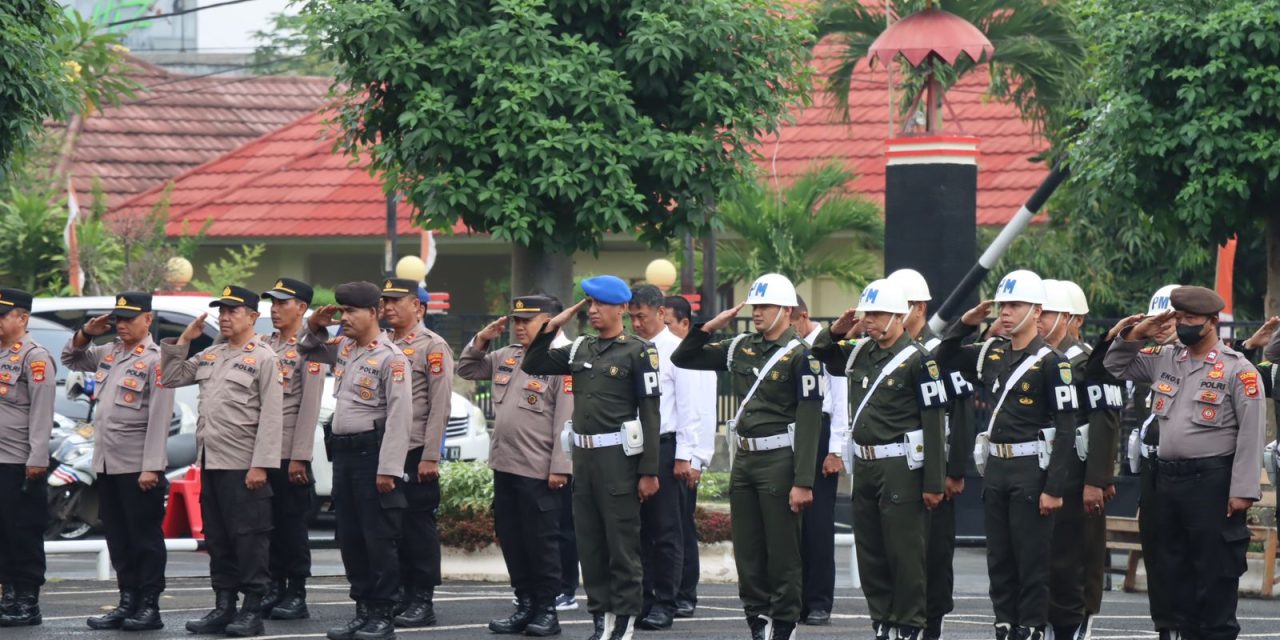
left=275, top=280, right=285, bottom=289
left=515, top=300, right=525, bottom=309
left=222, top=286, right=232, bottom=297
left=117, top=296, right=127, bottom=306
left=384, top=280, right=393, bottom=289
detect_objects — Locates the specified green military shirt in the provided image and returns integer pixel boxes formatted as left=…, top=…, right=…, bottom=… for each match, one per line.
left=521, top=328, right=662, bottom=476
left=918, top=327, right=977, bottom=479
left=811, top=329, right=947, bottom=494
left=936, top=324, right=1080, bottom=497
left=1081, top=334, right=1124, bottom=488
left=670, top=326, right=823, bottom=488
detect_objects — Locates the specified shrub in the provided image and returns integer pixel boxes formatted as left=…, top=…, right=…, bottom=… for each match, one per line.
left=437, top=460, right=497, bottom=550
left=697, top=471, right=730, bottom=502
left=694, top=507, right=733, bottom=544
left=438, top=510, right=496, bottom=552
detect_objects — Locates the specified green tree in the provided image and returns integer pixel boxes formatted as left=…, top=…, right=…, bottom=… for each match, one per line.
left=815, top=0, right=1084, bottom=136
left=250, top=12, right=337, bottom=77
left=303, top=0, right=814, bottom=302
left=1, top=4, right=136, bottom=178
left=0, top=184, right=67, bottom=293
left=191, top=245, right=267, bottom=293
left=716, top=162, right=883, bottom=289
left=1069, top=0, right=1280, bottom=314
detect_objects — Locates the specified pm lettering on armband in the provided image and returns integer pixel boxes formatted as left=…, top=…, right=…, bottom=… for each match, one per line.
left=1086, top=383, right=1124, bottom=410
left=798, top=373, right=823, bottom=400
left=1053, top=384, right=1080, bottom=411
left=948, top=371, right=974, bottom=398
left=919, top=379, right=948, bottom=408
left=641, top=371, right=661, bottom=397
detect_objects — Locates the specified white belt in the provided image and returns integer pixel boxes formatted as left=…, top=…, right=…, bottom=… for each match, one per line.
left=573, top=432, right=623, bottom=449
left=735, top=433, right=793, bottom=452
left=988, top=441, right=1039, bottom=459
left=853, top=442, right=908, bottom=460
left=1140, top=443, right=1157, bottom=459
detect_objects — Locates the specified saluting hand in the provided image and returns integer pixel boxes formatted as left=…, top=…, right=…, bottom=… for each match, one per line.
left=177, top=313, right=207, bottom=346
left=960, top=300, right=995, bottom=327
left=1106, top=314, right=1145, bottom=342
left=1242, top=316, right=1280, bottom=350
left=310, top=305, right=341, bottom=332
left=1129, top=310, right=1174, bottom=341
left=82, top=314, right=113, bottom=337
left=544, top=300, right=588, bottom=334
left=701, top=302, right=745, bottom=334
left=829, top=308, right=859, bottom=336
left=476, top=316, right=509, bottom=346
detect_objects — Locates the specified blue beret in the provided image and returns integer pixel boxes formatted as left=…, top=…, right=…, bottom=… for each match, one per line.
left=581, top=275, right=632, bottom=305
left=417, top=286, right=430, bottom=305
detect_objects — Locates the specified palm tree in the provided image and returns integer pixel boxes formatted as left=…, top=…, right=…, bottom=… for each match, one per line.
left=716, top=162, right=883, bottom=289
left=816, top=0, right=1084, bottom=136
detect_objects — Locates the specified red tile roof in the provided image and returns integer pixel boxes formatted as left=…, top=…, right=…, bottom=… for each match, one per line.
left=53, top=56, right=330, bottom=208
left=114, top=38, right=1050, bottom=236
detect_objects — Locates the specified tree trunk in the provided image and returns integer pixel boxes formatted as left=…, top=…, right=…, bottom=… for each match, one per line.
left=512, top=243, right=574, bottom=320
left=1267, top=214, right=1280, bottom=318
left=701, top=228, right=719, bottom=321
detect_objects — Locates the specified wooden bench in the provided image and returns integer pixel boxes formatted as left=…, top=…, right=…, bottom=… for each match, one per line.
left=1106, top=489, right=1279, bottom=597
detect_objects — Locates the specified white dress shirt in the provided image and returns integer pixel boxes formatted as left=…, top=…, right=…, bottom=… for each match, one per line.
left=651, top=327, right=718, bottom=468
left=804, top=324, right=851, bottom=457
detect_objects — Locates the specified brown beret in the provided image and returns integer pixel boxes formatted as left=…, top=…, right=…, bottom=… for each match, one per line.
left=1169, top=285, right=1225, bottom=316
left=335, top=281, right=382, bottom=309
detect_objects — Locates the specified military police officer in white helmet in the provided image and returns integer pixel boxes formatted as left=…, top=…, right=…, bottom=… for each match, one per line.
left=671, top=273, right=824, bottom=640
left=886, top=268, right=976, bottom=640
left=935, top=270, right=1080, bottom=640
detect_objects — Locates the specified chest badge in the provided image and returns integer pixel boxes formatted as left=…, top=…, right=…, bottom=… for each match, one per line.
left=133, top=361, right=147, bottom=370
left=1020, top=382, right=1031, bottom=392
left=494, top=373, right=511, bottom=385
left=1154, top=397, right=1166, bottom=412
left=1200, top=407, right=1217, bottom=421
left=243, top=357, right=256, bottom=366
left=526, top=394, right=538, bottom=405
left=504, top=357, right=518, bottom=366
left=1156, top=383, right=1174, bottom=393
left=1018, top=397, right=1035, bottom=405
left=358, top=388, right=374, bottom=401
left=770, top=370, right=780, bottom=381
left=1207, top=370, right=1224, bottom=380
left=609, top=365, right=620, bottom=376
left=403, top=348, right=416, bottom=356
left=123, top=391, right=137, bottom=403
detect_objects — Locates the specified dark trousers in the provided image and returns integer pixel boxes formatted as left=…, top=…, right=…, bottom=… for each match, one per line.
left=559, top=483, right=579, bottom=596
left=0, top=464, right=46, bottom=588
left=801, top=416, right=836, bottom=616
left=201, top=469, right=272, bottom=595
left=1049, top=467, right=1087, bottom=629
left=333, top=447, right=405, bottom=606
left=493, top=471, right=564, bottom=605
left=925, top=494, right=956, bottom=621
left=983, top=457, right=1054, bottom=628
left=675, top=467, right=700, bottom=607
left=98, top=472, right=167, bottom=593
left=1155, top=457, right=1247, bottom=640
left=852, top=457, right=928, bottom=629
left=731, top=448, right=803, bottom=624
left=400, top=447, right=442, bottom=597
left=641, top=435, right=684, bottom=614
left=573, top=446, right=643, bottom=616
left=266, top=461, right=315, bottom=580
left=1139, top=457, right=1176, bottom=630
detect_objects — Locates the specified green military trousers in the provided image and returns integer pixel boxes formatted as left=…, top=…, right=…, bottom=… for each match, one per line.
left=852, top=456, right=928, bottom=629
left=572, top=445, right=643, bottom=616
left=925, top=493, right=957, bottom=622
left=730, top=447, right=802, bottom=624
left=1048, top=460, right=1088, bottom=629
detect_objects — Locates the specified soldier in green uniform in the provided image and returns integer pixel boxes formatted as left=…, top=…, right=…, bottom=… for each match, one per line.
left=886, top=269, right=975, bottom=640
left=935, top=270, right=1079, bottom=640
left=521, top=275, right=661, bottom=640
left=671, top=273, right=823, bottom=640
left=811, top=279, right=945, bottom=640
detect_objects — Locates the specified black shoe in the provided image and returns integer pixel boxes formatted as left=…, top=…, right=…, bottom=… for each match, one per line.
left=896, top=626, right=922, bottom=640
left=122, top=591, right=164, bottom=631
left=770, top=620, right=797, bottom=640
left=0, top=586, right=41, bottom=627
left=1074, top=617, right=1090, bottom=640
left=673, top=600, right=694, bottom=619
left=327, top=602, right=369, bottom=640
left=747, top=615, right=770, bottom=640
left=393, top=592, right=435, bottom=627
left=354, top=604, right=396, bottom=640
left=994, top=623, right=1014, bottom=640
left=87, top=589, right=138, bottom=630
left=225, top=592, right=266, bottom=637
left=271, top=577, right=310, bottom=620
left=924, top=617, right=943, bottom=640
left=391, top=587, right=410, bottom=618
left=489, top=596, right=535, bottom=634
left=260, top=579, right=285, bottom=619
left=874, top=620, right=894, bottom=640
left=607, top=615, right=634, bottom=640
left=586, top=614, right=607, bottom=640
left=524, top=603, right=560, bottom=637
left=1053, top=625, right=1079, bottom=640
left=800, top=610, right=830, bottom=626
left=636, top=608, right=673, bottom=630
left=1016, top=627, right=1043, bottom=640
left=185, top=590, right=237, bottom=634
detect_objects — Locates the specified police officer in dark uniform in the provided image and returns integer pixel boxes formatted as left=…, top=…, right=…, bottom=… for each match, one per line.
left=299, top=282, right=412, bottom=640
left=258, top=278, right=324, bottom=621
left=162, top=286, right=284, bottom=637
left=936, top=270, right=1079, bottom=640
left=1105, top=286, right=1264, bottom=640
left=0, top=288, right=55, bottom=628
left=522, top=275, right=662, bottom=640
left=63, top=293, right=175, bottom=631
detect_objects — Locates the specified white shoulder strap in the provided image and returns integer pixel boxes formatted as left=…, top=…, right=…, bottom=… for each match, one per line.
left=985, top=346, right=1052, bottom=434
left=725, top=333, right=749, bottom=370
left=849, top=344, right=921, bottom=432
left=844, top=338, right=870, bottom=375
left=924, top=337, right=942, bottom=352
left=730, top=338, right=802, bottom=426
left=1064, top=344, right=1085, bottom=361
left=976, top=338, right=1000, bottom=380
left=568, top=336, right=586, bottom=365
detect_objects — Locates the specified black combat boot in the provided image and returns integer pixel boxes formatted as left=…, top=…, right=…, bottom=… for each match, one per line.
left=185, top=590, right=237, bottom=634
left=225, top=592, right=266, bottom=637
left=122, top=590, right=164, bottom=631
left=1075, top=616, right=1091, bottom=640
left=874, top=620, right=895, bottom=640
left=924, top=616, right=944, bottom=640
left=896, top=626, right=922, bottom=640
left=606, top=614, right=634, bottom=640
left=260, top=578, right=285, bottom=619
left=523, top=602, right=560, bottom=637
left=994, top=622, right=1014, bottom=640
left=0, top=584, right=14, bottom=616
left=747, top=615, right=770, bottom=640
left=354, top=602, right=396, bottom=640
left=271, top=577, right=310, bottom=620
left=1053, top=625, right=1079, bottom=640
left=327, top=602, right=369, bottom=640
left=391, top=586, right=410, bottom=618
left=87, top=589, right=138, bottom=630
left=637, top=606, right=673, bottom=630
left=770, top=619, right=797, bottom=640
left=586, top=614, right=607, bottom=640
left=393, top=587, right=435, bottom=627
left=489, top=595, right=534, bottom=634
left=0, top=585, right=41, bottom=627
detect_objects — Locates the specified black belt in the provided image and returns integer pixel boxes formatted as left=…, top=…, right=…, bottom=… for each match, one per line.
left=329, top=430, right=381, bottom=452
left=1156, top=455, right=1233, bottom=476
left=659, top=433, right=677, bottom=442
